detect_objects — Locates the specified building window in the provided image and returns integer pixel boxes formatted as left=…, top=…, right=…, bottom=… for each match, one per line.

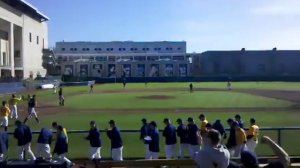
left=82, top=48, right=86, bottom=51
left=37, top=36, right=39, bottom=44
left=173, top=56, right=184, bottom=61
left=166, top=47, right=173, bottom=50
left=86, top=48, right=90, bottom=51
left=61, top=48, right=65, bottom=51
left=29, top=33, right=32, bottom=42
left=74, top=48, right=77, bottom=51
left=43, top=38, right=44, bottom=48
left=70, top=48, right=73, bottom=51
left=177, top=47, right=181, bottom=50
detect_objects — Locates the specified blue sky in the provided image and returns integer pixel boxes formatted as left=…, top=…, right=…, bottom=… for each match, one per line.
left=27, top=0, right=300, bottom=52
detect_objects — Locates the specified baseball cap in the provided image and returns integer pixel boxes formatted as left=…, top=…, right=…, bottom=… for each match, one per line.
left=108, top=120, right=115, bottom=124
left=141, top=118, right=147, bottom=122
left=240, top=151, right=259, bottom=168
left=187, top=117, right=194, bottom=122
left=176, top=118, right=182, bottom=123
left=90, top=120, right=96, bottom=125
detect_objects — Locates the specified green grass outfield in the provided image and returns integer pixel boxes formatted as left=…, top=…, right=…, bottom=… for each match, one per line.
left=2, top=82, right=300, bottom=159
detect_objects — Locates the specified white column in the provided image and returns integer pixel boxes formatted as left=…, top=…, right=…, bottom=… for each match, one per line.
left=9, top=22, right=15, bottom=77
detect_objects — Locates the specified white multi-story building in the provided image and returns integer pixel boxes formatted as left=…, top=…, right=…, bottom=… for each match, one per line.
left=54, top=41, right=192, bottom=78
left=0, top=0, right=48, bottom=78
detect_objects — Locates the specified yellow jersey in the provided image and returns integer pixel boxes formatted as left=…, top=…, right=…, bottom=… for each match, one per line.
left=9, top=97, right=22, bottom=106
left=236, top=127, right=247, bottom=145
left=0, top=106, right=10, bottom=117
left=200, top=119, right=208, bottom=131
left=247, top=125, right=259, bottom=141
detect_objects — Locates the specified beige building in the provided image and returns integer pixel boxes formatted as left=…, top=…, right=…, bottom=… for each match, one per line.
left=0, top=0, right=48, bottom=78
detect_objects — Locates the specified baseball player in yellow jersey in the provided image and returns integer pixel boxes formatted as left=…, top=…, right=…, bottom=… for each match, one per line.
left=0, top=101, right=10, bottom=131
left=246, top=118, right=259, bottom=153
left=198, top=114, right=208, bottom=134
left=232, top=121, right=247, bottom=157
left=9, top=94, right=22, bottom=119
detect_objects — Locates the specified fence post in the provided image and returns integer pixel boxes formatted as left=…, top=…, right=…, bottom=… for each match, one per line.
left=277, top=129, right=281, bottom=146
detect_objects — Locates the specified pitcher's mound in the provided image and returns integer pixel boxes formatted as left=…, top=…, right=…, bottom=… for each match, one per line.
left=137, top=95, right=175, bottom=100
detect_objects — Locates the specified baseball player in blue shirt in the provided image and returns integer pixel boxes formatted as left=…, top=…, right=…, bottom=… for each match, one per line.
left=176, top=118, right=189, bottom=159
left=187, top=117, right=200, bottom=157
left=140, top=118, right=151, bottom=159
left=36, top=128, right=53, bottom=160
left=86, top=121, right=101, bottom=163
left=13, top=120, right=36, bottom=161
left=163, top=118, right=177, bottom=159
left=107, top=120, right=123, bottom=161
left=148, top=121, right=160, bottom=159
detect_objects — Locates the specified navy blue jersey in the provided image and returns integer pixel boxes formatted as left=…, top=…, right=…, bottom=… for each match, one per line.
left=53, top=133, right=68, bottom=155
left=87, top=128, right=101, bottom=147
left=107, top=127, right=123, bottom=149
left=140, top=124, right=150, bottom=144
left=226, top=126, right=237, bottom=149
left=212, top=122, right=226, bottom=136
left=149, top=129, right=160, bottom=152
left=177, top=124, right=189, bottom=144
left=187, top=123, right=199, bottom=145
left=37, top=128, right=53, bottom=145
left=163, top=124, right=177, bottom=145
left=14, top=124, right=32, bottom=146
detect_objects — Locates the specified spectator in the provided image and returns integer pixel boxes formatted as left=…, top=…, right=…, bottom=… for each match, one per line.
left=212, top=120, right=226, bottom=139
left=235, top=114, right=244, bottom=129
left=0, top=101, right=10, bottom=131
left=53, top=125, right=72, bottom=166
left=0, top=131, right=8, bottom=161
left=193, top=129, right=230, bottom=168
left=232, top=121, right=247, bottom=157
left=86, top=121, right=101, bottom=166
left=198, top=114, right=208, bottom=134
left=13, top=120, right=36, bottom=160
left=106, top=120, right=123, bottom=161
left=246, top=118, right=259, bottom=153
left=148, top=121, right=160, bottom=159
left=176, top=118, right=189, bottom=159
left=36, top=128, right=53, bottom=160
left=226, top=118, right=237, bottom=153
left=140, top=118, right=150, bottom=159
left=187, top=117, right=200, bottom=157
left=229, top=136, right=290, bottom=168
left=163, top=118, right=177, bottom=159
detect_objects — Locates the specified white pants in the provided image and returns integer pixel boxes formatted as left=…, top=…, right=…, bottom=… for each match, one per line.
left=165, top=144, right=177, bottom=159
left=188, top=145, right=200, bottom=157
left=144, top=144, right=151, bottom=159
left=246, top=139, right=258, bottom=153
left=90, top=147, right=101, bottom=160
left=0, top=116, right=8, bottom=127
left=179, top=143, right=189, bottom=159
left=112, top=146, right=123, bottom=161
left=58, top=153, right=72, bottom=165
left=149, top=151, right=159, bottom=159
left=17, top=143, right=36, bottom=160
left=36, top=143, right=51, bottom=159
left=28, top=107, right=38, bottom=118
left=10, top=105, right=18, bottom=119
left=230, top=144, right=247, bottom=157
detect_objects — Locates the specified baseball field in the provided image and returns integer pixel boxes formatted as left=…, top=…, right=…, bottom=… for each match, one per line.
left=2, top=82, right=300, bottom=159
